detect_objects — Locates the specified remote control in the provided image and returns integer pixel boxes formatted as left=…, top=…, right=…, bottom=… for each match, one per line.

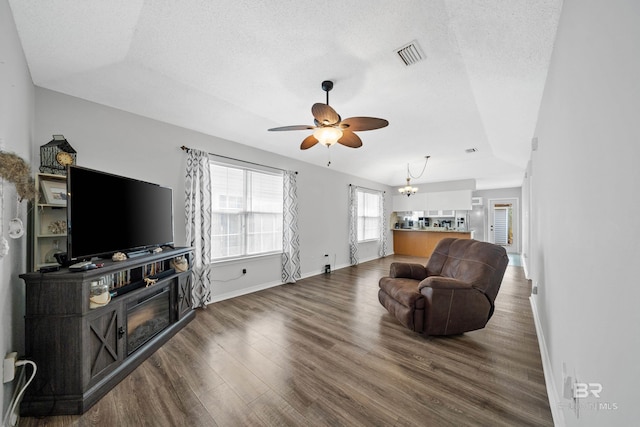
left=69, top=261, right=94, bottom=271
left=69, top=260, right=91, bottom=268
left=39, top=265, right=60, bottom=273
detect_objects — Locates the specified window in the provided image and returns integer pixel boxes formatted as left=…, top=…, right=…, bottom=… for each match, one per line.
left=210, top=162, right=283, bottom=261
left=357, top=190, right=381, bottom=242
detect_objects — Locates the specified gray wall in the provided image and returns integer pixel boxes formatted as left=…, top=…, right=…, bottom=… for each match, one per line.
left=34, top=88, right=393, bottom=301
left=0, top=0, right=34, bottom=415
left=472, top=187, right=522, bottom=252
left=527, top=0, right=640, bottom=425
left=9, top=2, right=640, bottom=425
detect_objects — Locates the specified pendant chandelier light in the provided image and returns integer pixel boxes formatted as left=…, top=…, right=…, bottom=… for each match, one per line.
left=398, top=156, right=430, bottom=197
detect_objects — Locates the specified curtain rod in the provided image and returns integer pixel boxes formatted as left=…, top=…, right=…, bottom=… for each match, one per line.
left=349, top=184, right=386, bottom=194
left=180, top=145, right=297, bottom=174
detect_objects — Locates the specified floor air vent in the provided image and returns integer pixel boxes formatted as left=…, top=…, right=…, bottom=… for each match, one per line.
left=396, top=40, right=425, bottom=66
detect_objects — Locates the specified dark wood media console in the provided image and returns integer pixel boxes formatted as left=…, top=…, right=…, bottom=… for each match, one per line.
left=19, top=247, right=195, bottom=416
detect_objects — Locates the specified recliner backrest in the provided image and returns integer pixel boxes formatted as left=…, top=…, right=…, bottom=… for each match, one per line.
left=426, top=238, right=509, bottom=301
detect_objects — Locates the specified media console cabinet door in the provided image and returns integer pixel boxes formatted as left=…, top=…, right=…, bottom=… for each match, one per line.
left=84, top=302, right=125, bottom=388
left=177, top=272, right=193, bottom=319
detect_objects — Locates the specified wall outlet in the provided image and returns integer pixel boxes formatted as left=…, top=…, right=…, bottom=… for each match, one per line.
left=3, top=352, right=17, bottom=383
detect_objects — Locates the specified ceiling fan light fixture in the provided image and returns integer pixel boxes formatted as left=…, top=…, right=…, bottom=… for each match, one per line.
left=268, top=80, right=388, bottom=151
left=313, top=127, right=343, bottom=147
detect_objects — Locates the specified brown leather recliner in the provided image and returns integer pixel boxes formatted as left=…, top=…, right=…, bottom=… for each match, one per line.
left=378, top=238, right=508, bottom=336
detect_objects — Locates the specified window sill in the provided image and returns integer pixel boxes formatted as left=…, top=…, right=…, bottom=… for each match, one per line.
left=210, top=251, right=282, bottom=266
left=358, top=238, right=381, bottom=244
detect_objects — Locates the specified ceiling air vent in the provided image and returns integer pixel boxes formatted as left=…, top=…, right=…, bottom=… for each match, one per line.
left=396, top=40, right=425, bottom=66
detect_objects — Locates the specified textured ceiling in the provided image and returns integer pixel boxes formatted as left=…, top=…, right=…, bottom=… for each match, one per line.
left=8, top=0, right=562, bottom=189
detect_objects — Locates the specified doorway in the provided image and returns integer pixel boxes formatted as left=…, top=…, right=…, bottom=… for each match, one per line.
left=488, top=198, right=519, bottom=253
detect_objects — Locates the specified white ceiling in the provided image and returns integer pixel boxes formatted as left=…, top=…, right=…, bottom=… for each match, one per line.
left=8, top=0, right=562, bottom=190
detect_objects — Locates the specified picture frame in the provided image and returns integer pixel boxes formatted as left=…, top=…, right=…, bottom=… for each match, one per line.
left=41, top=180, right=67, bottom=205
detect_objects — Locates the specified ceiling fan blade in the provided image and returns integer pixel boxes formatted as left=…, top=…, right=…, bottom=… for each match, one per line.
left=340, top=117, right=389, bottom=131
left=268, top=125, right=315, bottom=131
left=312, top=103, right=340, bottom=126
left=337, top=130, right=363, bottom=148
left=300, top=134, right=319, bottom=150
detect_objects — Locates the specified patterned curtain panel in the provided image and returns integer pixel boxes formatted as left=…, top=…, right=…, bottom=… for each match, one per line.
left=282, top=171, right=301, bottom=283
left=349, top=185, right=359, bottom=265
left=379, top=191, right=388, bottom=257
left=185, top=149, right=212, bottom=308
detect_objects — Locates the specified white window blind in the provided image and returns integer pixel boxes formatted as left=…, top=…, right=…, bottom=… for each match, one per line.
left=210, top=162, right=283, bottom=261
left=494, top=207, right=509, bottom=245
left=357, top=190, right=381, bottom=242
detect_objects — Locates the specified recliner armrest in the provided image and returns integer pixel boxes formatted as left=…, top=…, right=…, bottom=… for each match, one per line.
left=389, top=263, right=428, bottom=280
left=418, top=276, right=472, bottom=291
left=418, top=276, right=494, bottom=335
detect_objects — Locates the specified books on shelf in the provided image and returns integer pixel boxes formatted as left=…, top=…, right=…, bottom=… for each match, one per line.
left=105, top=270, right=131, bottom=290
left=143, top=261, right=165, bottom=278
left=104, top=261, right=166, bottom=291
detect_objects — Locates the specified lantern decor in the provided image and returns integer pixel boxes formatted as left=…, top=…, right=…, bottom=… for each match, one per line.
left=39, top=135, right=77, bottom=175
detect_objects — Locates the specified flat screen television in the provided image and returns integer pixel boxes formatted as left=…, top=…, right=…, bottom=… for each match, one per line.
left=67, top=165, right=174, bottom=261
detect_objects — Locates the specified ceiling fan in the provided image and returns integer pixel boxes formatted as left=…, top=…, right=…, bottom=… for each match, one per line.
left=268, top=80, right=389, bottom=150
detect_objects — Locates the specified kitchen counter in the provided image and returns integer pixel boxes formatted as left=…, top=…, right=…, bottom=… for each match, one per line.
left=392, top=229, right=474, bottom=257
left=393, top=228, right=473, bottom=233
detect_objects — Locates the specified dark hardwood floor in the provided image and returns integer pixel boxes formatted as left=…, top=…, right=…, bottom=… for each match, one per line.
left=20, top=255, right=553, bottom=426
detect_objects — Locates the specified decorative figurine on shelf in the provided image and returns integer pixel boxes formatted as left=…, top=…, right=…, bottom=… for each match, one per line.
left=144, top=277, right=158, bottom=288
left=48, top=220, right=67, bottom=234
left=112, top=252, right=127, bottom=261
left=170, top=256, right=188, bottom=272
left=39, top=135, right=77, bottom=175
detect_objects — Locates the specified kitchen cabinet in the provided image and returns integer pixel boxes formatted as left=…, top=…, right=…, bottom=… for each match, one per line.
left=392, top=193, right=426, bottom=212
left=393, top=190, right=471, bottom=213
left=426, top=190, right=472, bottom=211
left=393, top=229, right=473, bottom=257
left=426, top=209, right=455, bottom=217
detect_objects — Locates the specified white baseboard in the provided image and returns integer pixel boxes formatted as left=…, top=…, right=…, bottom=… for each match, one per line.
left=357, top=254, right=385, bottom=264
left=522, top=253, right=530, bottom=279
left=206, top=255, right=387, bottom=304
left=530, top=296, right=565, bottom=427
left=207, top=280, right=284, bottom=304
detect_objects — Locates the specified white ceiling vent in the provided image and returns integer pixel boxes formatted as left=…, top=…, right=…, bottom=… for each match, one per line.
left=396, top=40, right=425, bottom=66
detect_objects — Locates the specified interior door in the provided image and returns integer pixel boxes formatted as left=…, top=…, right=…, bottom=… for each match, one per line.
left=493, top=207, right=509, bottom=245
left=488, top=198, right=519, bottom=253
